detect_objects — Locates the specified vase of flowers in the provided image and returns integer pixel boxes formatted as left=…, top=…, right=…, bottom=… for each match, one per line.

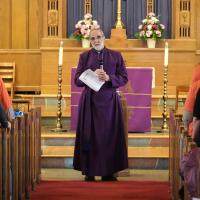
left=135, top=12, right=165, bottom=48
left=70, top=13, right=100, bottom=48
left=147, top=38, right=156, bottom=48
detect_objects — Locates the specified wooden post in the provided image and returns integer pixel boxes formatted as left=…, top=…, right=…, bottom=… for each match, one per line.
left=10, top=119, right=19, bottom=200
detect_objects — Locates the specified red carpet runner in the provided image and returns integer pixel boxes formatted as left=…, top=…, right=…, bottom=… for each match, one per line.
left=30, top=180, right=171, bottom=200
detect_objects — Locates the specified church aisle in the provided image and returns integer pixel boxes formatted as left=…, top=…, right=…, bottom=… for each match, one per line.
left=29, top=169, right=170, bottom=199
left=30, top=179, right=170, bottom=200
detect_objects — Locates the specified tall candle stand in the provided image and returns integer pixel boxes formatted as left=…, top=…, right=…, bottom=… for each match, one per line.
left=51, top=42, right=67, bottom=132
left=161, top=63, right=169, bottom=132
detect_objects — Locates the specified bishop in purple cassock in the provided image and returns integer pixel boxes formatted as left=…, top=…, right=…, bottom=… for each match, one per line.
left=73, top=28, right=128, bottom=181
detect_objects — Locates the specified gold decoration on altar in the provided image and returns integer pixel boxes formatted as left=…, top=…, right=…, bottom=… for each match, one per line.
left=146, top=0, right=154, bottom=14
left=48, top=10, right=58, bottom=26
left=180, top=11, right=190, bottom=26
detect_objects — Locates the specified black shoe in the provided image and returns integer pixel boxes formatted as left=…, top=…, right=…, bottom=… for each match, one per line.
left=85, top=176, right=95, bottom=181
left=101, top=175, right=118, bottom=181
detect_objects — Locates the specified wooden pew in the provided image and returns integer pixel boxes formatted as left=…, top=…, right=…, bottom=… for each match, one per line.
left=2, top=128, right=11, bottom=200
left=18, top=117, right=26, bottom=199
left=169, top=109, right=179, bottom=200
left=10, top=119, right=19, bottom=200
left=24, top=112, right=31, bottom=199
left=30, top=109, right=37, bottom=190
left=1, top=107, right=42, bottom=199
left=35, top=107, right=41, bottom=184
left=169, top=109, right=200, bottom=200
left=26, top=108, right=41, bottom=194
left=169, top=109, right=187, bottom=200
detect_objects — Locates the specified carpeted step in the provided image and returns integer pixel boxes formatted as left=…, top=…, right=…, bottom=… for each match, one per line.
left=41, top=132, right=169, bottom=169
left=42, top=146, right=169, bottom=158
left=41, top=132, right=169, bottom=147
left=41, top=146, right=169, bottom=169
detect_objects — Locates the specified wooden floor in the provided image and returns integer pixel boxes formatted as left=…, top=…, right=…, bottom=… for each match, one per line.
left=41, top=169, right=169, bottom=182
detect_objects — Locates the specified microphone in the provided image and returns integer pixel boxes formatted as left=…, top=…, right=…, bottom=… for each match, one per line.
left=97, top=51, right=104, bottom=70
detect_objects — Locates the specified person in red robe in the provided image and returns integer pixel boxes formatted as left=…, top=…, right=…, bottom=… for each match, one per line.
left=73, top=28, right=128, bottom=181
left=183, top=63, right=200, bottom=135
left=0, top=77, right=15, bottom=121
left=190, top=63, right=200, bottom=84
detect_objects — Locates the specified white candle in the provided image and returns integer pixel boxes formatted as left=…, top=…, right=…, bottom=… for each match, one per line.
left=164, top=42, right=168, bottom=66
left=58, top=41, right=63, bottom=66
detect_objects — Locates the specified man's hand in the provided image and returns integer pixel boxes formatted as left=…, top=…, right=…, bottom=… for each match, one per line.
left=7, top=121, right=11, bottom=129
left=7, top=108, right=15, bottom=121
left=95, top=69, right=110, bottom=81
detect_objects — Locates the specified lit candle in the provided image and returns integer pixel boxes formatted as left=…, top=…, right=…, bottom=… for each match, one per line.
left=58, top=41, right=63, bottom=66
left=164, top=42, right=168, bottom=66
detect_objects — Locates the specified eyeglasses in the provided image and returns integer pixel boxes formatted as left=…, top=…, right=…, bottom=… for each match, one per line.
left=89, top=35, right=103, bottom=41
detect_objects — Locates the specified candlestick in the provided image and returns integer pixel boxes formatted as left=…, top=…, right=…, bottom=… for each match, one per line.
left=51, top=41, right=67, bottom=133
left=58, top=41, right=63, bottom=66
left=161, top=42, right=169, bottom=133
left=164, top=42, right=168, bottom=66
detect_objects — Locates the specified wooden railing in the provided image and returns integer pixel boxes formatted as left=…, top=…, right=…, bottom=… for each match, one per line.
left=169, top=109, right=200, bottom=200
left=0, top=107, right=41, bottom=200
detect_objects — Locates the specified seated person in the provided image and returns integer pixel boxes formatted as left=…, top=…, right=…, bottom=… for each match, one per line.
left=183, top=63, right=200, bottom=134
left=0, top=77, right=15, bottom=121
left=0, top=103, right=11, bottom=128
left=182, top=80, right=200, bottom=135
left=192, top=88, right=200, bottom=146
left=190, top=63, right=200, bottom=84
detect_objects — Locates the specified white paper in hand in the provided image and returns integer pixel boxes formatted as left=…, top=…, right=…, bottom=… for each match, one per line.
left=79, top=69, right=105, bottom=92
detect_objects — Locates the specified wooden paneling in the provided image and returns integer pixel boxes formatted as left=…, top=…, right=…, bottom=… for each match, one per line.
left=0, top=50, right=41, bottom=92
left=40, top=38, right=200, bottom=95
left=196, top=0, right=200, bottom=49
left=190, top=0, right=196, bottom=38
left=11, top=0, right=28, bottom=48
left=0, top=0, right=43, bottom=49
left=0, top=0, right=11, bottom=48
left=28, top=0, right=42, bottom=48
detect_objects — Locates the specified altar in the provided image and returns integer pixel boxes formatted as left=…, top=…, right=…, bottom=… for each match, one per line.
left=71, top=67, right=153, bottom=133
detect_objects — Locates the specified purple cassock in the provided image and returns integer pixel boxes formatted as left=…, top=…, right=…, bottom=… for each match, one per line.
left=73, top=48, right=128, bottom=176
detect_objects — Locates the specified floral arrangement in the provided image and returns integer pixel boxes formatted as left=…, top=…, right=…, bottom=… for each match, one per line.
left=71, top=13, right=100, bottom=41
left=135, top=12, right=165, bottom=41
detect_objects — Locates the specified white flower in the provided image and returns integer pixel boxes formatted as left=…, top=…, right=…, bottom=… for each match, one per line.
left=147, top=25, right=152, bottom=30
left=146, top=30, right=153, bottom=37
left=160, top=24, right=165, bottom=30
left=138, top=24, right=143, bottom=30
left=148, top=12, right=156, bottom=17
left=139, top=30, right=145, bottom=37
left=93, top=24, right=100, bottom=29
left=142, top=19, right=147, bottom=24
left=155, top=30, right=161, bottom=37
left=148, top=19, right=154, bottom=25
left=92, top=20, right=98, bottom=25
left=84, top=13, right=92, bottom=20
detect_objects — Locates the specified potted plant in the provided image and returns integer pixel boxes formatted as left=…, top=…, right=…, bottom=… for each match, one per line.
left=70, top=13, right=100, bottom=48
left=135, top=12, right=165, bottom=48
